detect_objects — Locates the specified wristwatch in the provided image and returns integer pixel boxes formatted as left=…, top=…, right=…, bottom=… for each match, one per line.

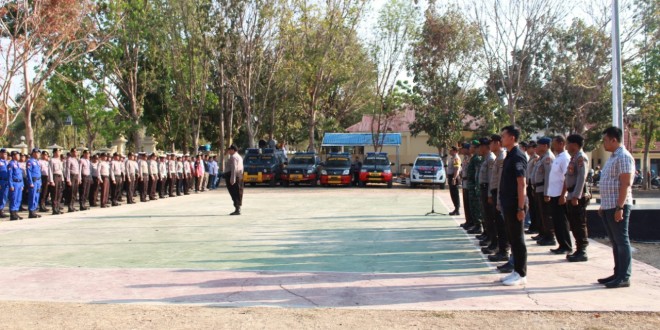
left=516, top=207, right=525, bottom=212
left=615, top=205, right=624, bottom=211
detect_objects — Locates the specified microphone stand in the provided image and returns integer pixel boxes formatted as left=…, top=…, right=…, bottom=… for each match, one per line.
left=426, top=164, right=445, bottom=216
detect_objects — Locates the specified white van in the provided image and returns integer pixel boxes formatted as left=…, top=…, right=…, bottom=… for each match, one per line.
left=410, top=153, right=446, bottom=189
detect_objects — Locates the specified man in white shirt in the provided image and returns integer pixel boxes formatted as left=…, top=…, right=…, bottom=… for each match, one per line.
left=546, top=135, right=572, bottom=254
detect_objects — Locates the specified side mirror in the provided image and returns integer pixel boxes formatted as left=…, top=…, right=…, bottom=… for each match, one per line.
left=408, top=163, right=414, bottom=167
left=390, top=162, right=395, bottom=166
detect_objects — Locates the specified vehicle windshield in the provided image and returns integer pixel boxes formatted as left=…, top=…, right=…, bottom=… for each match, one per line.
left=244, top=155, right=261, bottom=165
left=415, top=158, right=443, bottom=167
left=289, top=156, right=315, bottom=165
left=260, top=155, right=276, bottom=165
left=364, top=157, right=390, bottom=166
left=325, top=157, right=350, bottom=167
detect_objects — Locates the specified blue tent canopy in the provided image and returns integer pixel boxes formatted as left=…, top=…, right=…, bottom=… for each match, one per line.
left=321, top=133, right=401, bottom=147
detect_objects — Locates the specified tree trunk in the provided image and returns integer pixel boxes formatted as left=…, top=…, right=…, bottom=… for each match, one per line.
left=307, top=107, right=316, bottom=152
left=23, top=60, right=35, bottom=151
left=642, top=132, right=651, bottom=190
left=133, top=121, right=146, bottom=152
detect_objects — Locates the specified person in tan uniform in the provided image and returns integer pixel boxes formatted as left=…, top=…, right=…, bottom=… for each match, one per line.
left=224, top=145, right=244, bottom=215
left=48, top=148, right=65, bottom=215
left=98, top=153, right=111, bottom=208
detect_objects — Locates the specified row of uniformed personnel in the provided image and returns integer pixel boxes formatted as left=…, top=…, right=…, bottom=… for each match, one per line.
left=445, top=132, right=591, bottom=286
left=0, top=147, right=219, bottom=221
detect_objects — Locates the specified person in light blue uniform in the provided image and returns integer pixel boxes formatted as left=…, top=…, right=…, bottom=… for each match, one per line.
left=8, top=151, right=24, bottom=220
left=26, top=148, right=43, bottom=219
left=0, top=148, right=9, bottom=218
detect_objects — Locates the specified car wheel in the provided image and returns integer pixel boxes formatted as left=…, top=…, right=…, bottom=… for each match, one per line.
left=310, top=179, right=318, bottom=187
left=439, top=183, right=446, bottom=190
left=410, top=183, right=417, bottom=188
left=269, top=177, right=277, bottom=187
left=250, top=183, right=256, bottom=187
left=387, top=181, right=393, bottom=188
left=283, top=180, right=289, bottom=187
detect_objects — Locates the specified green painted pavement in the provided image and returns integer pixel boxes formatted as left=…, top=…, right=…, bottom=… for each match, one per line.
left=0, top=188, right=490, bottom=275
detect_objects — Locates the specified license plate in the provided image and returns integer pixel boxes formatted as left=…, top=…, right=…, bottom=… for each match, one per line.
left=330, top=176, right=341, bottom=180
left=424, top=179, right=432, bottom=183
left=247, top=177, right=258, bottom=182
left=369, top=172, right=380, bottom=177
left=290, top=174, right=303, bottom=181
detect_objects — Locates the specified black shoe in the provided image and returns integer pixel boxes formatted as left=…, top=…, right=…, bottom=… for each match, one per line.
left=605, top=278, right=630, bottom=288
left=476, top=233, right=488, bottom=240
left=68, top=208, right=78, bottom=213
left=460, top=223, right=471, bottom=229
left=0, top=210, right=6, bottom=218
left=531, top=234, right=543, bottom=241
left=9, top=212, right=19, bottom=221
left=19, top=206, right=27, bottom=212
left=28, top=211, right=41, bottom=219
left=467, top=227, right=483, bottom=234
left=479, top=239, right=491, bottom=247
left=481, top=246, right=497, bottom=255
left=101, top=205, right=109, bottom=208
left=524, top=229, right=538, bottom=235
left=597, top=275, right=617, bottom=284
left=497, top=263, right=514, bottom=273
left=550, top=247, right=573, bottom=254
left=567, top=251, right=588, bottom=262
left=230, top=210, right=241, bottom=216
left=488, top=253, right=509, bottom=262
left=537, top=239, right=557, bottom=246
left=80, top=206, right=89, bottom=210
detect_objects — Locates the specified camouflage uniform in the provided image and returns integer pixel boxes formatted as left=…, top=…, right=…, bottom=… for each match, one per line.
left=466, top=153, right=483, bottom=228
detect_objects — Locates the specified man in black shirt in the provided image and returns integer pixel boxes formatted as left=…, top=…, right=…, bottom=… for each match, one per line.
left=498, top=125, right=528, bottom=286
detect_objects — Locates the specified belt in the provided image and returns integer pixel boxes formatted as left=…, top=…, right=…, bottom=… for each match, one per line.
left=12, top=179, right=23, bottom=182
left=54, top=174, right=62, bottom=177
left=32, top=177, right=41, bottom=181
left=567, top=186, right=575, bottom=193
left=534, top=182, right=544, bottom=188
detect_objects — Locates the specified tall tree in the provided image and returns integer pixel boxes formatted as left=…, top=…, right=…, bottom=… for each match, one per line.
left=409, top=6, right=482, bottom=153
left=368, top=0, right=419, bottom=151
left=0, top=0, right=103, bottom=149
left=472, top=0, right=567, bottom=124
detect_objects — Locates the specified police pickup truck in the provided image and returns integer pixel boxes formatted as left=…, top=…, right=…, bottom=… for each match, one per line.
left=358, top=152, right=394, bottom=188
left=409, top=153, right=446, bottom=189
left=281, top=152, right=321, bottom=186
left=319, top=153, right=354, bottom=186
left=243, top=148, right=287, bottom=186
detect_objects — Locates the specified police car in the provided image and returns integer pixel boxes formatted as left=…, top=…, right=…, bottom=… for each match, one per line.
left=319, top=153, right=353, bottom=186
left=409, top=153, right=446, bottom=189
left=281, top=152, right=321, bottom=186
left=358, top=152, right=394, bottom=188
left=243, top=148, right=287, bottom=186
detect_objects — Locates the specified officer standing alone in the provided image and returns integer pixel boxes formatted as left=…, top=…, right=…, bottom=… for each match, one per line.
left=224, top=145, right=244, bottom=215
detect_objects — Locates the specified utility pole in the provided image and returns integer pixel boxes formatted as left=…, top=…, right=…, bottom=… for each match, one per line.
left=611, top=0, right=624, bottom=143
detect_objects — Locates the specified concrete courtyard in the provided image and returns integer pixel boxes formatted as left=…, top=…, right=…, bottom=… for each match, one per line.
left=0, top=186, right=659, bottom=311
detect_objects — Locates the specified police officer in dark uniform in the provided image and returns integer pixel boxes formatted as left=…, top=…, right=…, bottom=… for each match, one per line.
left=562, top=134, right=590, bottom=262
left=0, top=148, right=9, bottom=218
left=25, top=148, right=43, bottom=218
left=466, top=140, right=483, bottom=234
left=8, top=151, right=24, bottom=220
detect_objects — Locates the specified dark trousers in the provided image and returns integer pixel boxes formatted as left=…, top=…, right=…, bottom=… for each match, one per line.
left=126, top=177, right=135, bottom=203
left=208, top=174, right=216, bottom=189
left=167, top=176, right=176, bottom=196
left=139, top=175, right=149, bottom=201
left=79, top=176, right=91, bottom=208
left=461, top=187, right=471, bottom=225
left=159, top=178, right=167, bottom=197
left=504, top=208, right=527, bottom=277
left=567, top=199, right=589, bottom=251
left=39, top=175, right=50, bottom=210
left=491, top=189, right=509, bottom=253
left=227, top=175, right=243, bottom=209
left=534, top=193, right=554, bottom=240
left=64, top=176, right=80, bottom=210
left=111, top=177, right=123, bottom=204
left=89, top=177, right=99, bottom=206
left=149, top=176, right=157, bottom=199
left=551, top=197, right=572, bottom=250
left=601, top=206, right=632, bottom=280
left=50, top=174, right=64, bottom=212
left=100, top=176, right=110, bottom=207
left=480, top=184, right=496, bottom=241
left=448, top=178, right=460, bottom=211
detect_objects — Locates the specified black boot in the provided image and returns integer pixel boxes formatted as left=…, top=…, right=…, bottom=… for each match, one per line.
left=230, top=207, right=241, bottom=216
left=0, top=210, right=6, bottom=218
left=567, top=250, right=588, bottom=262
left=9, top=211, right=19, bottom=221
left=28, top=211, right=41, bottom=219
left=39, top=206, right=50, bottom=212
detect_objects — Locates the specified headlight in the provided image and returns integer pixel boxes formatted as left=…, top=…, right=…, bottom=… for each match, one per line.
left=384, top=170, right=391, bottom=174
left=412, top=169, right=419, bottom=175
left=360, top=169, right=367, bottom=173
left=321, top=170, right=327, bottom=175
left=307, top=169, right=313, bottom=174
left=283, top=169, right=288, bottom=174
left=342, top=169, right=350, bottom=175
left=263, top=169, right=269, bottom=173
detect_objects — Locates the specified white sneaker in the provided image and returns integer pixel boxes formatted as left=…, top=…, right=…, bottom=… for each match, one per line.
left=500, top=271, right=518, bottom=282
left=503, top=272, right=527, bottom=286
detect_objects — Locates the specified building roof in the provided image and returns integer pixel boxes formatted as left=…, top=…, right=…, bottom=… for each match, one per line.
left=346, top=108, right=481, bottom=133
left=322, top=133, right=401, bottom=147
left=627, top=129, right=660, bottom=154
